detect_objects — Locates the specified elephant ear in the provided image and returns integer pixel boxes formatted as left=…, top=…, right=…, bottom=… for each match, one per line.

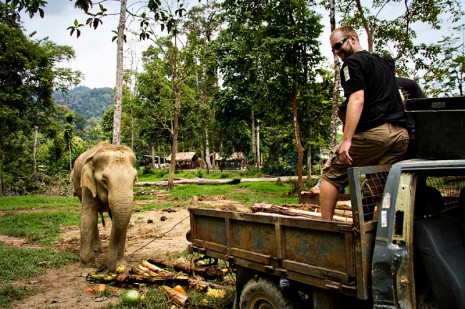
left=81, top=157, right=97, bottom=198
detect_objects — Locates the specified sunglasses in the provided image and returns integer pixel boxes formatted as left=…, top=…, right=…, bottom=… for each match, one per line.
left=332, top=36, right=350, bottom=52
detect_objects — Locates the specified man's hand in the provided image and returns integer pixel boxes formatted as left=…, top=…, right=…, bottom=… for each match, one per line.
left=339, top=139, right=353, bottom=166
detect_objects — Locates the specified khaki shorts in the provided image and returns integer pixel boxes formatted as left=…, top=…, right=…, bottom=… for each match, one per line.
left=321, top=123, right=409, bottom=189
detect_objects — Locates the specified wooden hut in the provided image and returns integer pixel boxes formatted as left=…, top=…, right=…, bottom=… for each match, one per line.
left=165, top=152, right=200, bottom=170
left=210, top=152, right=247, bottom=170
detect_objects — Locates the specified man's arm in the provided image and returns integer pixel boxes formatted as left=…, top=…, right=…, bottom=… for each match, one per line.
left=340, top=90, right=364, bottom=166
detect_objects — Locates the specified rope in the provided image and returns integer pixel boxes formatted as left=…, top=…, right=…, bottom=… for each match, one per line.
left=127, top=214, right=190, bottom=257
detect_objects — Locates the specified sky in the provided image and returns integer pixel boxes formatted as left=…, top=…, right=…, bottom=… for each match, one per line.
left=22, top=1, right=131, bottom=88
left=20, top=1, right=457, bottom=89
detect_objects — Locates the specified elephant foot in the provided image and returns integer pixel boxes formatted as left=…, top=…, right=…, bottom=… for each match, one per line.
left=80, top=259, right=96, bottom=268
left=80, top=252, right=96, bottom=268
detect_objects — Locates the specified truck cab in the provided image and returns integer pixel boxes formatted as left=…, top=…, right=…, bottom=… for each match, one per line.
left=372, top=159, right=465, bottom=308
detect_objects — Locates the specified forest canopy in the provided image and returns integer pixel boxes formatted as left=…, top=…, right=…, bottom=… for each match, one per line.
left=1, top=0, right=464, bottom=195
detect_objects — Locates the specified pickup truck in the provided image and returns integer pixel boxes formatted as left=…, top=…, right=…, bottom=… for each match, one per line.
left=187, top=98, right=465, bottom=308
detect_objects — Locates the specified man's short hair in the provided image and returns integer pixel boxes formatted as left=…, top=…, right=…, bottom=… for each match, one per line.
left=330, top=26, right=358, bottom=40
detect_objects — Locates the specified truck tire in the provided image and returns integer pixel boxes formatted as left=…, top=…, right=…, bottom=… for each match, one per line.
left=239, top=277, right=299, bottom=309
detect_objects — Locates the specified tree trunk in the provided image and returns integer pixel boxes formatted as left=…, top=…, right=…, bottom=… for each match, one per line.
left=307, top=147, right=312, bottom=178
left=112, top=0, right=127, bottom=145
left=69, top=142, right=72, bottom=172
left=151, top=143, right=157, bottom=169
left=168, top=87, right=181, bottom=190
left=292, top=88, right=304, bottom=192
left=33, top=126, right=38, bottom=173
left=251, top=111, right=257, bottom=167
left=330, top=0, right=341, bottom=149
left=0, top=127, right=3, bottom=196
left=355, top=0, right=373, bottom=52
left=204, top=127, right=212, bottom=170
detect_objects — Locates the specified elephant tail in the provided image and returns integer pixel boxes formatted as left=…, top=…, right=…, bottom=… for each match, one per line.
left=99, top=210, right=113, bottom=227
left=100, top=212, right=106, bottom=227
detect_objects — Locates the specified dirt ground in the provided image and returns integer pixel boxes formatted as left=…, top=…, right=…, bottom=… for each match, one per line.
left=1, top=193, right=250, bottom=309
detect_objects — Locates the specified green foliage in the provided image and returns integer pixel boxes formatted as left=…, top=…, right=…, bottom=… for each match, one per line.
left=214, top=0, right=330, bottom=170
left=53, top=86, right=113, bottom=121
left=0, top=3, right=83, bottom=194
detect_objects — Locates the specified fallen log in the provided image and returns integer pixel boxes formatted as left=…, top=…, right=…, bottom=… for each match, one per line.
left=137, top=178, right=240, bottom=186
left=188, top=278, right=228, bottom=291
left=148, top=258, right=225, bottom=280
left=160, top=285, right=189, bottom=307
left=252, top=203, right=352, bottom=223
left=127, top=274, right=189, bottom=285
left=141, top=260, right=173, bottom=276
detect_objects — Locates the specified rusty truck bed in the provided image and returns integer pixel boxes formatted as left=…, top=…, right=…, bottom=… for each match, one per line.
left=189, top=208, right=377, bottom=299
left=188, top=165, right=391, bottom=300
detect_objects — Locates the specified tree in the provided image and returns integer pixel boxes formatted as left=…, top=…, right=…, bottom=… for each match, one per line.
left=113, top=0, right=127, bottom=145
left=215, top=0, right=325, bottom=190
left=418, top=27, right=465, bottom=96
left=64, top=112, right=76, bottom=171
left=182, top=2, right=222, bottom=171
left=8, top=0, right=189, bottom=147
left=0, top=3, right=79, bottom=194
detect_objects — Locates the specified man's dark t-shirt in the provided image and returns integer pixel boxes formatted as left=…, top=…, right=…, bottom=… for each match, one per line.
left=340, top=51, right=406, bottom=133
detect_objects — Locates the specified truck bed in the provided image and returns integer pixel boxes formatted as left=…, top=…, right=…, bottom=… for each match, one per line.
left=189, top=166, right=390, bottom=299
left=190, top=208, right=376, bottom=298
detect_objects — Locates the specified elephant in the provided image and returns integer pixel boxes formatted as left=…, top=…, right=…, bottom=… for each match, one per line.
left=71, top=141, right=138, bottom=272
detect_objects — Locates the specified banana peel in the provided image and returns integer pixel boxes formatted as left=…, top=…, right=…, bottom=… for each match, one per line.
left=206, top=288, right=227, bottom=299
left=87, top=273, right=117, bottom=283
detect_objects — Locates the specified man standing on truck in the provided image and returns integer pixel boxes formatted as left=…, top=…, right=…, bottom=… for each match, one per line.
left=384, top=54, right=427, bottom=159
left=320, top=26, right=409, bottom=221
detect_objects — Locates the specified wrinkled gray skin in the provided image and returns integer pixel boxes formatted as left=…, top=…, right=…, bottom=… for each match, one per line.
left=71, top=141, right=138, bottom=272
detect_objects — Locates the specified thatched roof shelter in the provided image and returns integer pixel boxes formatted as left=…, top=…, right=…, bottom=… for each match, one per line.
left=165, top=152, right=198, bottom=162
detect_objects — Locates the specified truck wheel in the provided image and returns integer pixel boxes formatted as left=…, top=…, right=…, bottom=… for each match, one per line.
left=239, top=277, right=299, bottom=309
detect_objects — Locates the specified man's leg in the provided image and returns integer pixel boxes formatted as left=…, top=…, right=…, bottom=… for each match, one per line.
left=320, top=178, right=340, bottom=221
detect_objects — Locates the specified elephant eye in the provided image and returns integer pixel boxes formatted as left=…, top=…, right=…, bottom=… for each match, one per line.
left=101, top=178, right=108, bottom=185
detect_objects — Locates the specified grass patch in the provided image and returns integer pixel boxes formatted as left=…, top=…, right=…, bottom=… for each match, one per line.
left=0, top=211, right=80, bottom=245
left=0, top=284, right=44, bottom=309
left=0, top=196, right=80, bottom=211
left=238, top=181, right=293, bottom=195
left=0, top=243, right=77, bottom=308
left=168, top=185, right=235, bottom=200
left=0, top=243, right=78, bottom=281
left=228, top=191, right=299, bottom=208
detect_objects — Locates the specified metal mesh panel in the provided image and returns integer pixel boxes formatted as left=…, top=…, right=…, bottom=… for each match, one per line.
left=348, top=165, right=391, bottom=224
left=360, top=171, right=389, bottom=221
left=425, top=176, right=465, bottom=208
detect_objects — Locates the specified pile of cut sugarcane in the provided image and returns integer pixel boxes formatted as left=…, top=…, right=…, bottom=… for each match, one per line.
left=87, top=258, right=231, bottom=307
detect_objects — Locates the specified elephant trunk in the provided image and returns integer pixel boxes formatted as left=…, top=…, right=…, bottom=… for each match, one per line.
left=107, top=192, right=134, bottom=272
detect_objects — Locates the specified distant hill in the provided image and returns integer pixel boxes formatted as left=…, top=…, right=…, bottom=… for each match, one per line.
left=53, top=86, right=113, bottom=120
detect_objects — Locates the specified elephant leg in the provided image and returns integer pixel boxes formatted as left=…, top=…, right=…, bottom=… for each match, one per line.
left=107, top=209, right=132, bottom=272
left=92, top=223, right=101, bottom=253
left=80, top=191, right=99, bottom=267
